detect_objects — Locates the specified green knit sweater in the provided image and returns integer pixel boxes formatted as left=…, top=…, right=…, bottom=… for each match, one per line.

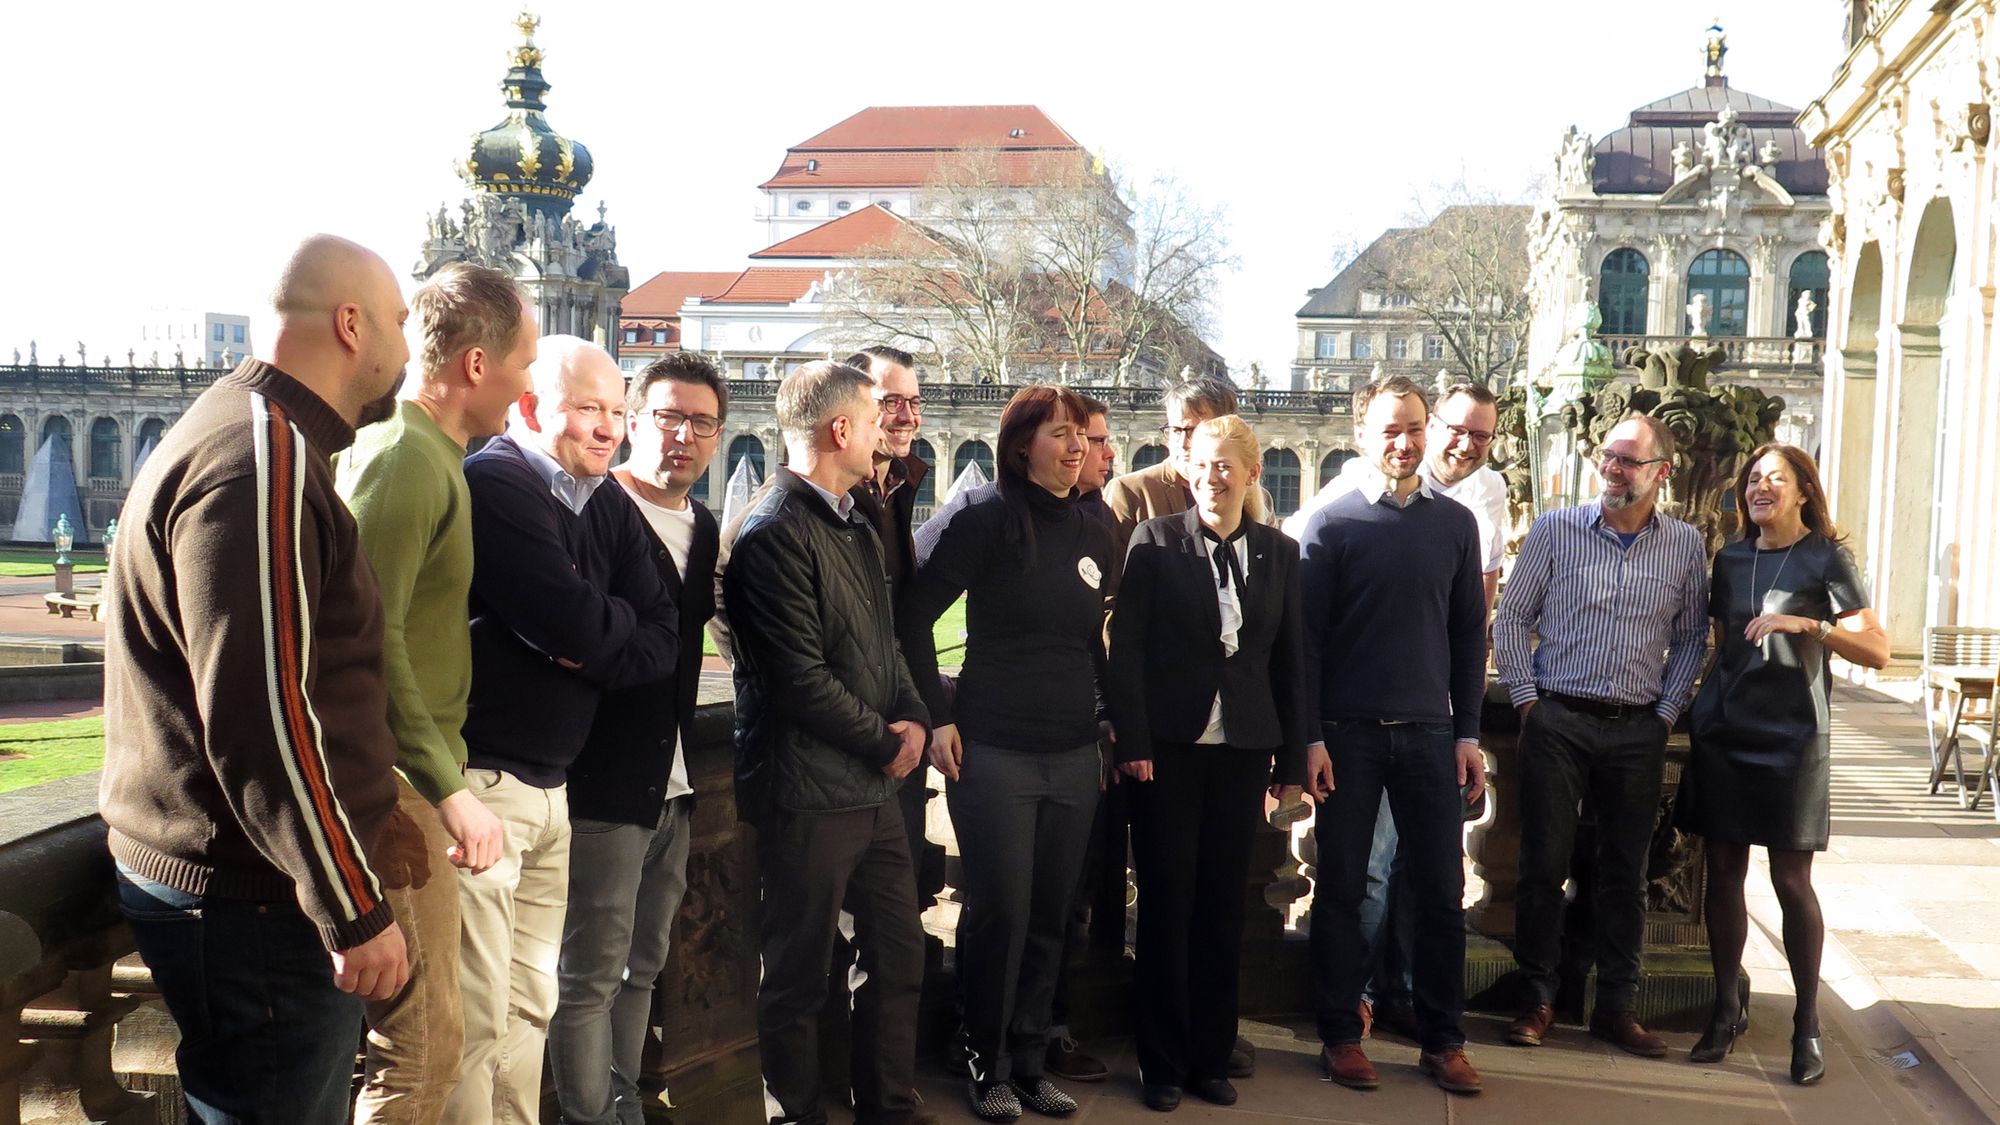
left=334, top=400, right=474, bottom=805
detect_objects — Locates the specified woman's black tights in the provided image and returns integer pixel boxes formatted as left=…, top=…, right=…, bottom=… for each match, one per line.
left=1702, top=842, right=1824, bottom=1036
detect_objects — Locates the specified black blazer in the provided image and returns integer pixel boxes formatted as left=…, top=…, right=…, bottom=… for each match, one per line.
left=567, top=491, right=721, bottom=826
left=1108, top=508, right=1308, bottom=784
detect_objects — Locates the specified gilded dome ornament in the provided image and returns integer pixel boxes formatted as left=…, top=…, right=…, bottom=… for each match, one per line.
left=459, top=9, right=594, bottom=218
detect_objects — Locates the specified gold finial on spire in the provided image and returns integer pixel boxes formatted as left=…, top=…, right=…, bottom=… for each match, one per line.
left=512, top=10, right=544, bottom=69
left=1704, top=17, right=1727, bottom=79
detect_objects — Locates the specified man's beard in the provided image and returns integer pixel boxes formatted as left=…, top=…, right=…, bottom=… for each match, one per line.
left=356, top=367, right=406, bottom=427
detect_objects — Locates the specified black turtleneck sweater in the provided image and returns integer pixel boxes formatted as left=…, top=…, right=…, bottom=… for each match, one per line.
left=899, top=480, right=1116, bottom=751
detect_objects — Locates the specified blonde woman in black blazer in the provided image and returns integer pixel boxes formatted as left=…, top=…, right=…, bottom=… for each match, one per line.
left=1108, top=414, right=1309, bottom=1113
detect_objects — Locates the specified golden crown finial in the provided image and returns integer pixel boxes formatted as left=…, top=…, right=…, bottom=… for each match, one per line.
left=516, top=10, right=540, bottom=40
left=511, top=11, right=544, bottom=69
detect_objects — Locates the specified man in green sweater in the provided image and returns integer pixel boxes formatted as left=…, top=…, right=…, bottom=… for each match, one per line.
left=335, top=262, right=536, bottom=1124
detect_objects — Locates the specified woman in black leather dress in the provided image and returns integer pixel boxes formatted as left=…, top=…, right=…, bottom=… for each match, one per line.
left=1675, top=444, right=1888, bottom=1084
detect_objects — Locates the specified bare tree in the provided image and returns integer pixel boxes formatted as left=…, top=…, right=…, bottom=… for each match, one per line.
left=831, top=149, right=1233, bottom=384
left=1345, top=182, right=1531, bottom=384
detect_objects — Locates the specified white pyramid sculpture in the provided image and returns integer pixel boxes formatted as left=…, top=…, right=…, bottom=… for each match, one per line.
left=720, top=453, right=763, bottom=532
left=944, top=460, right=989, bottom=504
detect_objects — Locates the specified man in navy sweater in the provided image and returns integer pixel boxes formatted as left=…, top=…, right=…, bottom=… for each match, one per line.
left=1298, top=375, right=1488, bottom=1098
left=445, top=336, right=678, bottom=1125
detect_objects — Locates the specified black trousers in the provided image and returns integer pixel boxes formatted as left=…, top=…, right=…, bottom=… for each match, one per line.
left=1128, top=742, right=1271, bottom=1085
left=756, top=801, right=924, bottom=1125
left=1514, top=696, right=1668, bottom=1013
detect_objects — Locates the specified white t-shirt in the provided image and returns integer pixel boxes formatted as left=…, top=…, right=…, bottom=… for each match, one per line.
left=623, top=482, right=698, bottom=804
left=1282, top=457, right=1508, bottom=574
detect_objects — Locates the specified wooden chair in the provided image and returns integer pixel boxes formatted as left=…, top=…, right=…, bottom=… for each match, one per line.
left=1922, top=626, right=2000, bottom=809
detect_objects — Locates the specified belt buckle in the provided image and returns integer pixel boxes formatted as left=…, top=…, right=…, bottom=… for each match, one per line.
left=1377, top=719, right=1409, bottom=727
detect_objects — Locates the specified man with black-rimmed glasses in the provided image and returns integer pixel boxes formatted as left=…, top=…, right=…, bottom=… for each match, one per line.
left=1494, top=413, right=1708, bottom=1059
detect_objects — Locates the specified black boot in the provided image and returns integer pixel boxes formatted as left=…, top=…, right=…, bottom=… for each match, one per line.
left=1790, top=1033, right=1825, bottom=1085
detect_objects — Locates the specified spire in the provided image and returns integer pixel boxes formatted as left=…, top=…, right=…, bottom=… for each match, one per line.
left=1704, top=18, right=1728, bottom=86
left=502, top=10, right=551, bottom=114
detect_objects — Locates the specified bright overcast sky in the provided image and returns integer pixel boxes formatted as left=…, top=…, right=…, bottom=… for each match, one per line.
left=9, top=0, right=1837, bottom=378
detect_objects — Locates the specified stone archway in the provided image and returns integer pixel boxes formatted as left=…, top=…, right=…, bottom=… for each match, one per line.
left=1878, top=198, right=1959, bottom=649
left=1829, top=241, right=1882, bottom=571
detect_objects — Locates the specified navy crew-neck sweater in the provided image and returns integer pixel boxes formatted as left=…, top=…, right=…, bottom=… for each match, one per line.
left=899, top=481, right=1115, bottom=751
left=1296, top=486, right=1487, bottom=742
left=462, top=436, right=679, bottom=788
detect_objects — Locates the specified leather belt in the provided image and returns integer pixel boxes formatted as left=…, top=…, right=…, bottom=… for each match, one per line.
left=1541, top=690, right=1657, bottom=721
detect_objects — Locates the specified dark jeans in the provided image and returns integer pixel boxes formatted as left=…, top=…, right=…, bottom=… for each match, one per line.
left=947, top=740, right=1099, bottom=1083
left=1359, top=791, right=1415, bottom=1007
left=115, top=864, right=364, bottom=1125
left=756, top=802, right=924, bottom=1125
left=1308, top=720, right=1467, bottom=1052
left=1514, top=696, right=1668, bottom=1013
left=1128, top=742, right=1270, bottom=1085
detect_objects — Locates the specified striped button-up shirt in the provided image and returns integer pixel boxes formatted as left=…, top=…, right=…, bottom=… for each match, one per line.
left=1493, top=502, right=1709, bottom=725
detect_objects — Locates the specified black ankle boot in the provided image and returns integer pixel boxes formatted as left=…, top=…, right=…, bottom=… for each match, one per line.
left=1790, top=1033, right=1825, bottom=1085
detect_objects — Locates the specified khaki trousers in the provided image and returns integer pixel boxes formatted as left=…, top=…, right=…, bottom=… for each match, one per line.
left=440, top=769, right=571, bottom=1125
left=356, top=775, right=466, bottom=1124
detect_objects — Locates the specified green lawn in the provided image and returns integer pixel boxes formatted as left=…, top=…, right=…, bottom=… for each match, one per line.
left=0, top=549, right=107, bottom=577
left=701, top=596, right=969, bottom=663
left=0, top=717, right=105, bottom=792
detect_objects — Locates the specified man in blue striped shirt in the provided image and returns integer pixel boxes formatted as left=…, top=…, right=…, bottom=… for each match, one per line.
left=1493, top=414, right=1708, bottom=1059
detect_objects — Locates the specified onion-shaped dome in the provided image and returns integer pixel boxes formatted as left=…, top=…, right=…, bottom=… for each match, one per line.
left=462, top=12, right=594, bottom=218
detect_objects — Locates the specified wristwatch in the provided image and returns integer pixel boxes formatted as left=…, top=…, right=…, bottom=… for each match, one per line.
left=1815, top=619, right=1835, bottom=641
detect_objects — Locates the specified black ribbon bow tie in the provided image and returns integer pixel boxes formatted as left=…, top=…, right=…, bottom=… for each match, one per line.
left=1201, top=525, right=1248, bottom=600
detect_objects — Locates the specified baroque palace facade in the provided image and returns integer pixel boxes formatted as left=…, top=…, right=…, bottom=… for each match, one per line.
left=1805, top=0, right=2000, bottom=655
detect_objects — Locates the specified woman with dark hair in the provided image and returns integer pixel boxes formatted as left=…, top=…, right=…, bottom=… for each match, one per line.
left=1109, top=415, right=1307, bottom=1112
left=1676, top=442, right=1889, bottom=1084
left=900, top=384, right=1116, bottom=1122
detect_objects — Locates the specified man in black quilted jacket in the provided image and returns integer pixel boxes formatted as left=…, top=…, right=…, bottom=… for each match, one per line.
left=724, top=360, right=935, bottom=1125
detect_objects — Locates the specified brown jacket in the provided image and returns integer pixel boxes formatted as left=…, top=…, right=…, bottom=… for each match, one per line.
left=100, top=361, right=398, bottom=951
left=1102, top=459, right=1191, bottom=554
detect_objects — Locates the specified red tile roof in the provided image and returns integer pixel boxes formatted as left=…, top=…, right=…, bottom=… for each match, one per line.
left=793, top=106, right=1081, bottom=151
left=703, top=268, right=829, bottom=305
left=749, top=204, right=931, bottom=259
left=622, top=271, right=744, bottom=317
left=759, top=105, right=1089, bottom=190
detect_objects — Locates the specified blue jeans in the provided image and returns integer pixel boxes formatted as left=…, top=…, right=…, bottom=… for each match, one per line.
left=1358, top=792, right=1415, bottom=1008
left=1308, top=720, right=1466, bottom=1052
left=116, top=864, right=364, bottom=1124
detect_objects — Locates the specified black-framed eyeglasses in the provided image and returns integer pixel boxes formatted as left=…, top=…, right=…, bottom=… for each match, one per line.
left=1599, top=452, right=1667, bottom=472
left=875, top=393, right=924, bottom=414
left=1443, top=423, right=1495, bottom=446
left=1160, top=423, right=1199, bottom=440
left=650, top=410, right=722, bottom=438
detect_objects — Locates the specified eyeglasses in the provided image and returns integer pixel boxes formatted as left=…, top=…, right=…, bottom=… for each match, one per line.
left=1160, top=423, right=1199, bottom=440
left=650, top=409, right=722, bottom=438
left=1443, top=423, right=1495, bottom=446
left=1599, top=452, right=1667, bottom=472
left=875, top=393, right=924, bottom=414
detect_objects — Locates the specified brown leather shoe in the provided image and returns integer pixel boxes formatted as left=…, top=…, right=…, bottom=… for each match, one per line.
left=1419, top=1047, right=1484, bottom=1094
left=1589, top=1010, right=1667, bottom=1058
left=1320, top=1042, right=1379, bottom=1089
left=1506, top=1003, right=1554, bottom=1047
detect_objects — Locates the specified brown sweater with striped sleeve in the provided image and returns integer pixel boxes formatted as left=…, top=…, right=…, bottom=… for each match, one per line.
left=100, top=360, right=398, bottom=951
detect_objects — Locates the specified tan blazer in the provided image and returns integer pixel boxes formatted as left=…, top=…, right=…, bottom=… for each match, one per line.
left=1102, top=458, right=1276, bottom=554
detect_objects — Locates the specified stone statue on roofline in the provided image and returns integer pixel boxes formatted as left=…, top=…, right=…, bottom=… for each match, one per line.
left=1686, top=292, right=1711, bottom=338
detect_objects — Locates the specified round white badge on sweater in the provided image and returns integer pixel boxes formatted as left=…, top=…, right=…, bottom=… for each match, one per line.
left=1078, top=557, right=1102, bottom=589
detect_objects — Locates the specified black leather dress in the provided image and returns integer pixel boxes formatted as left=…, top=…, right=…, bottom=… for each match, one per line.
left=1676, top=533, right=1868, bottom=851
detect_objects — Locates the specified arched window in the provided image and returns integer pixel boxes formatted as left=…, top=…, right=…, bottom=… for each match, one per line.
left=952, top=440, right=994, bottom=482
left=89, top=418, right=121, bottom=480
left=1319, top=448, right=1356, bottom=487
left=1686, top=249, right=1750, bottom=337
left=1262, top=447, right=1301, bottom=517
left=1130, top=443, right=1168, bottom=472
left=40, top=416, right=74, bottom=466
left=1598, top=248, right=1650, bottom=335
left=726, top=434, right=765, bottom=483
left=0, top=414, right=22, bottom=475
left=909, top=438, right=937, bottom=505
left=1786, top=251, right=1830, bottom=338
left=133, top=418, right=167, bottom=475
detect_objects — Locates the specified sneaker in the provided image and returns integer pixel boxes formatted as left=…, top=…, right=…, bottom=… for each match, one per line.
left=1044, top=1036, right=1108, bottom=1082
left=1419, top=1047, right=1483, bottom=1094
left=1319, top=1042, right=1379, bottom=1090
left=967, top=1080, right=1022, bottom=1122
left=1009, top=1077, right=1079, bottom=1116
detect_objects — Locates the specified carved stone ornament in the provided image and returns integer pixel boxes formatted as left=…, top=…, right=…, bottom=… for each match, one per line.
left=1886, top=166, right=1906, bottom=202
left=1968, top=103, right=1992, bottom=150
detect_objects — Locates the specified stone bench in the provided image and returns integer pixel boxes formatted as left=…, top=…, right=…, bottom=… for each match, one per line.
left=42, top=593, right=102, bottom=621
